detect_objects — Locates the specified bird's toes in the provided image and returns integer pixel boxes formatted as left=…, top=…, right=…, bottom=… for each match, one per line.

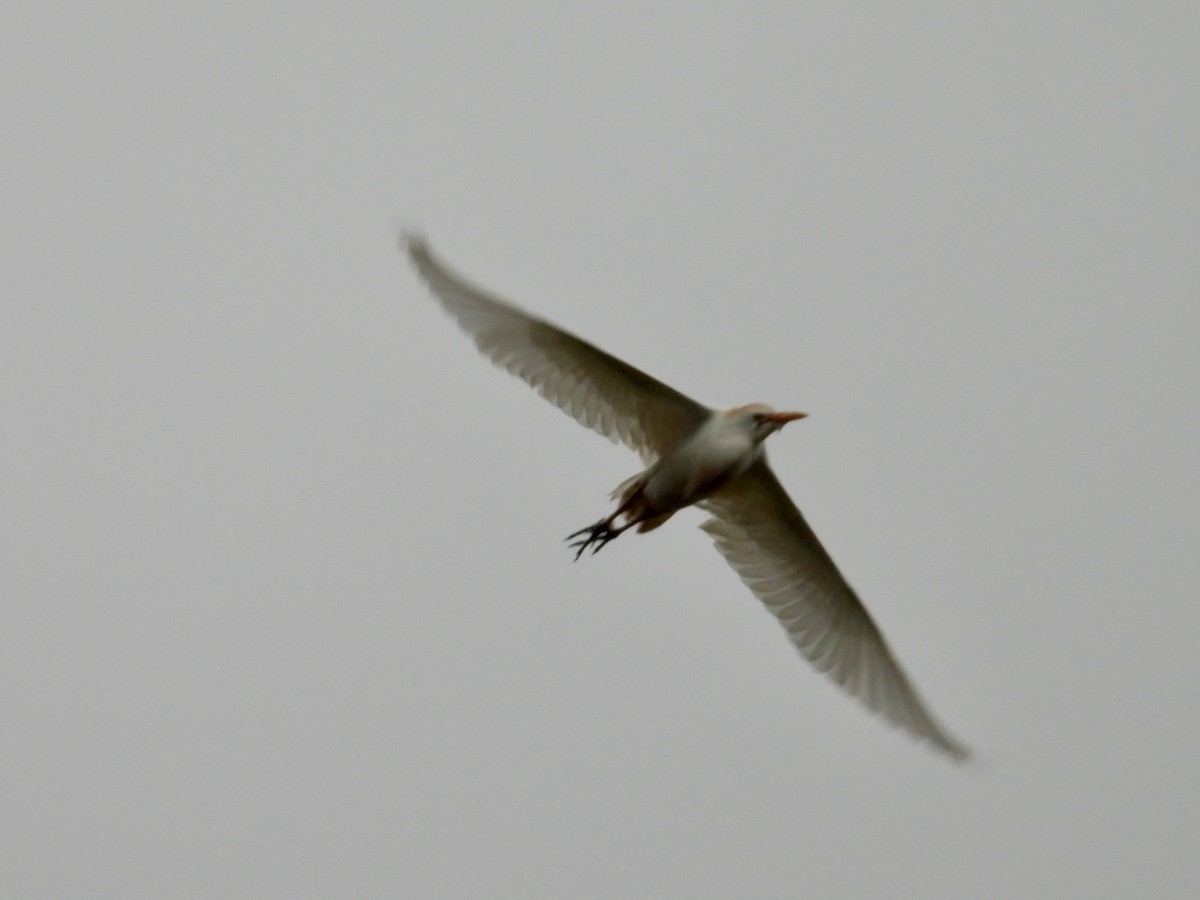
left=565, top=521, right=618, bottom=561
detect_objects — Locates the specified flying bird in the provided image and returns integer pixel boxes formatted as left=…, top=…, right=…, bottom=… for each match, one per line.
left=406, top=236, right=967, bottom=760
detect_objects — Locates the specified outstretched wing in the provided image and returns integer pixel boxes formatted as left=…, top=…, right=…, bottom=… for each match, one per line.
left=407, top=236, right=710, bottom=462
left=701, top=459, right=968, bottom=760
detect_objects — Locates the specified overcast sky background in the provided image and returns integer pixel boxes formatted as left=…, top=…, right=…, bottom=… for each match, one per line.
left=4, top=3, right=1198, bottom=897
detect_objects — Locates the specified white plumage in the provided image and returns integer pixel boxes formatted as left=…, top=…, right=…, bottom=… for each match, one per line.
left=407, top=235, right=967, bottom=760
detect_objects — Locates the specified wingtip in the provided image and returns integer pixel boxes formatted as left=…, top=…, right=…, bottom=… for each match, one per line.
left=401, top=229, right=429, bottom=260
left=404, top=233, right=446, bottom=288
left=916, top=715, right=971, bottom=763
left=939, top=737, right=972, bottom=765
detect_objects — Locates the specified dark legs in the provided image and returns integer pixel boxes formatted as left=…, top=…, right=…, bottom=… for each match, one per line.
left=567, top=479, right=645, bottom=561
left=565, top=517, right=631, bottom=561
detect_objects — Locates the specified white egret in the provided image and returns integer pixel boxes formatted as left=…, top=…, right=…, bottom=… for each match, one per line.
left=407, top=236, right=967, bottom=760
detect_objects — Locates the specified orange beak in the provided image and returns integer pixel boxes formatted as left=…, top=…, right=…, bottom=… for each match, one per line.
left=765, top=410, right=808, bottom=426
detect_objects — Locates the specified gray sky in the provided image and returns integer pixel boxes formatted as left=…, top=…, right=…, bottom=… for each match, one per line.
left=4, top=3, right=1198, bottom=897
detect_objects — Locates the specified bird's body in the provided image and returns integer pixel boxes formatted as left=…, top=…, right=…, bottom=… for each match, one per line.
left=635, top=410, right=756, bottom=516
left=406, top=235, right=968, bottom=760
left=651, top=405, right=783, bottom=505
left=569, top=404, right=808, bottom=557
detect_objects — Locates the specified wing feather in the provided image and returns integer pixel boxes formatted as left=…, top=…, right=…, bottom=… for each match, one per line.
left=701, top=459, right=968, bottom=760
left=407, top=236, right=710, bottom=462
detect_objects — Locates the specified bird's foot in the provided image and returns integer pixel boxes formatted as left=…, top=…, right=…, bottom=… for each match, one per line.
left=565, top=520, right=621, bottom=561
